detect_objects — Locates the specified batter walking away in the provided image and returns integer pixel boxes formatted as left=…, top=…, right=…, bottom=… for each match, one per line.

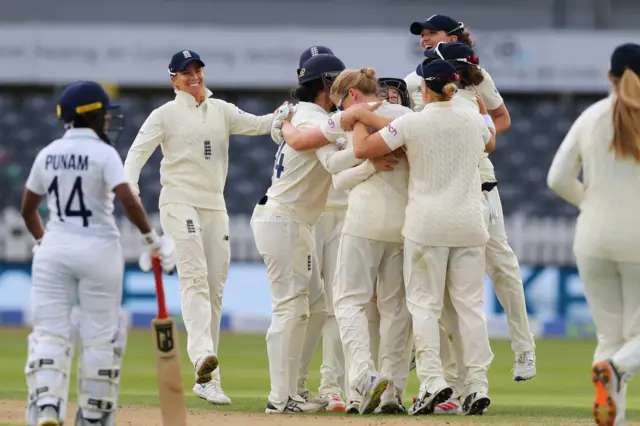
left=124, top=50, right=276, bottom=406
left=21, top=81, right=174, bottom=426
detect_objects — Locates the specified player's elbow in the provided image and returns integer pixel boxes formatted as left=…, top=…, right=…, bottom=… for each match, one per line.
left=485, top=139, right=496, bottom=153
left=546, top=170, right=563, bottom=193
left=353, top=146, right=367, bottom=159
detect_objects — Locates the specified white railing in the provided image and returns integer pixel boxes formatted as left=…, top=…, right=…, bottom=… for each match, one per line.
left=0, top=207, right=578, bottom=265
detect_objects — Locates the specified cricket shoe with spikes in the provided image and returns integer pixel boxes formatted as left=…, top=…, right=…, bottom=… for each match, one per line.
left=194, top=354, right=219, bottom=384
left=408, top=386, right=453, bottom=415
left=193, top=380, right=232, bottom=405
left=592, top=360, right=622, bottom=426
left=513, top=351, right=536, bottom=381
left=265, top=396, right=323, bottom=414
left=299, top=390, right=329, bottom=409
left=345, top=399, right=360, bottom=414
left=37, top=405, right=60, bottom=426
left=375, top=382, right=406, bottom=414
left=460, top=392, right=491, bottom=415
left=434, top=396, right=462, bottom=414
left=357, top=371, right=390, bottom=414
left=320, top=392, right=346, bottom=411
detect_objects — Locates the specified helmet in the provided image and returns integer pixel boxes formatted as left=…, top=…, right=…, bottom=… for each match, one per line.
left=377, top=77, right=410, bottom=108
left=57, top=81, right=124, bottom=145
left=297, top=54, right=346, bottom=86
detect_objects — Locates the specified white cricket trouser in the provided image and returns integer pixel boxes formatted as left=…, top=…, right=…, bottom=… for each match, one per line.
left=160, top=203, right=230, bottom=372
left=334, top=234, right=411, bottom=395
left=404, top=240, right=493, bottom=396
left=29, top=233, right=123, bottom=408
left=251, top=207, right=327, bottom=410
left=577, top=255, right=640, bottom=423
left=313, top=208, right=347, bottom=396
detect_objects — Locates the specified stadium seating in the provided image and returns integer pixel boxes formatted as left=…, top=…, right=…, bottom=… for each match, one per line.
left=0, top=88, right=598, bottom=218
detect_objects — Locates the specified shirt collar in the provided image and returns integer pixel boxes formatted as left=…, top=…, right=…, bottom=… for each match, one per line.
left=296, top=101, right=330, bottom=115
left=174, top=87, right=214, bottom=107
left=63, top=128, right=101, bottom=140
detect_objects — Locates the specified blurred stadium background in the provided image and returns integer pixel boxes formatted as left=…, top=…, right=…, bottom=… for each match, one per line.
left=1, top=0, right=639, bottom=338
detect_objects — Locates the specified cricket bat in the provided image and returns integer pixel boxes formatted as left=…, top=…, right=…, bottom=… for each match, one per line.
left=151, top=254, right=188, bottom=426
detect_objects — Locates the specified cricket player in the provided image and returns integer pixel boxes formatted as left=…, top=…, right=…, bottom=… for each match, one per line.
left=252, top=53, right=366, bottom=414
left=405, top=15, right=536, bottom=388
left=292, top=45, right=349, bottom=411
left=376, top=78, right=411, bottom=108
left=353, top=60, right=495, bottom=416
left=278, top=69, right=414, bottom=415
left=547, top=43, right=640, bottom=426
left=124, top=50, right=276, bottom=405
left=21, top=81, right=174, bottom=426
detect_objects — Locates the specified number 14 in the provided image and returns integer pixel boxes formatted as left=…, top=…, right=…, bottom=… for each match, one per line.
left=47, top=176, right=93, bottom=227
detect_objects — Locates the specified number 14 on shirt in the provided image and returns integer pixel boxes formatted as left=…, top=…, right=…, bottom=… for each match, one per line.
left=47, top=175, right=93, bottom=227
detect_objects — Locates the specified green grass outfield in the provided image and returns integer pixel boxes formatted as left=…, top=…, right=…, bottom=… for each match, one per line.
left=1, top=326, right=639, bottom=425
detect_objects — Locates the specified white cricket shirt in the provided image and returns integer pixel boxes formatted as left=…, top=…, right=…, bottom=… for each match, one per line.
left=263, top=102, right=361, bottom=226
left=320, top=101, right=412, bottom=243
left=379, top=100, right=491, bottom=247
left=547, top=95, right=640, bottom=262
left=405, top=68, right=503, bottom=182
left=324, top=136, right=349, bottom=210
left=124, top=88, right=274, bottom=211
left=25, top=128, right=127, bottom=239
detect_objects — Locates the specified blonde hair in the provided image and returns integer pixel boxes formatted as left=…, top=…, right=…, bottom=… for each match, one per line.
left=427, top=82, right=458, bottom=102
left=330, top=67, right=378, bottom=99
left=610, top=69, right=640, bottom=162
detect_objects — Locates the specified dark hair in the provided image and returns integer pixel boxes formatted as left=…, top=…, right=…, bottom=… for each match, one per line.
left=292, top=79, right=326, bottom=102
left=458, top=64, right=484, bottom=88
left=70, top=110, right=105, bottom=131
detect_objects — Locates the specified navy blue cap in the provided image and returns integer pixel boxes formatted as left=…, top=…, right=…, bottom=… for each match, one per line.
left=416, top=59, right=460, bottom=94
left=410, top=14, right=464, bottom=36
left=610, top=43, right=640, bottom=78
left=57, top=81, right=118, bottom=122
left=168, top=50, right=205, bottom=75
left=299, top=46, right=334, bottom=69
left=298, top=53, right=346, bottom=84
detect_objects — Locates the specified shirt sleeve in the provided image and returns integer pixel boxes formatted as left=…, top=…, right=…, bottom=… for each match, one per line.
left=482, top=123, right=491, bottom=146
left=124, top=108, right=165, bottom=195
left=103, top=147, right=128, bottom=191
left=319, top=112, right=345, bottom=143
left=222, top=100, right=274, bottom=136
left=378, top=115, right=409, bottom=151
left=475, top=69, right=504, bottom=111
left=25, top=151, right=46, bottom=195
left=332, top=160, right=376, bottom=191
left=316, top=144, right=364, bottom=174
left=547, top=114, right=585, bottom=207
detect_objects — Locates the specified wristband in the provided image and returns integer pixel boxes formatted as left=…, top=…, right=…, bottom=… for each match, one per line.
left=483, top=114, right=496, bottom=132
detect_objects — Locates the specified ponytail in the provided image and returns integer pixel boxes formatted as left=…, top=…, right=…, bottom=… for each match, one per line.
left=330, top=67, right=378, bottom=99
left=610, top=69, right=640, bottom=162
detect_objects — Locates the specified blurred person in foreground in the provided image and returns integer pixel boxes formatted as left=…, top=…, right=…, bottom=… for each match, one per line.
left=124, top=50, right=277, bottom=406
left=405, top=14, right=536, bottom=394
left=21, top=81, right=173, bottom=426
left=547, top=42, right=640, bottom=426
left=352, top=60, right=496, bottom=416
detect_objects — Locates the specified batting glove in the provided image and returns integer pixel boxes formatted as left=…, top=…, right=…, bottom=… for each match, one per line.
left=139, top=231, right=177, bottom=274
left=271, top=102, right=294, bottom=144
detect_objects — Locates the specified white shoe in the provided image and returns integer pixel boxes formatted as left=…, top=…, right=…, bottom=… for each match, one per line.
left=37, top=405, right=60, bottom=426
left=299, top=390, right=329, bottom=409
left=345, top=399, right=360, bottom=415
left=195, top=354, right=219, bottom=384
left=357, top=371, right=389, bottom=414
left=375, top=382, right=406, bottom=414
left=460, top=392, right=491, bottom=415
left=434, top=396, right=462, bottom=415
left=193, top=380, right=232, bottom=405
left=408, top=386, right=453, bottom=415
left=592, top=360, right=622, bottom=426
left=265, top=396, right=322, bottom=414
left=513, top=351, right=536, bottom=381
left=320, top=392, right=346, bottom=411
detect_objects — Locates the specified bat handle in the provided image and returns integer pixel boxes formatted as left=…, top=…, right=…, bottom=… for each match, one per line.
left=152, top=254, right=169, bottom=320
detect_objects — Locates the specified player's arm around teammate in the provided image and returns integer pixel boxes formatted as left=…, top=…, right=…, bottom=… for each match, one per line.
left=123, top=50, right=276, bottom=406
left=547, top=43, right=640, bottom=426
left=416, top=26, right=536, bottom=382
left=21, top=81, right=173, bottom=426
left=354, top=60, right=494, bottom=416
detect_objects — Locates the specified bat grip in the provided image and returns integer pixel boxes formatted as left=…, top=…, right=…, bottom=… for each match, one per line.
left=152, top=254, right=169, bottom=319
